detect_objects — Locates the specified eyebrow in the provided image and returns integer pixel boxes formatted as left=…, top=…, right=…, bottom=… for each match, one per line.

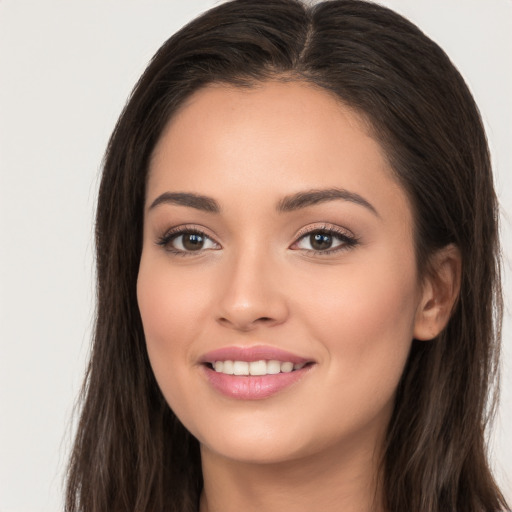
left=149, top=192, right=220, bottom=213
left=277, top=188, right=379, bottom=216
left=148, top=187, right=378, bottom=216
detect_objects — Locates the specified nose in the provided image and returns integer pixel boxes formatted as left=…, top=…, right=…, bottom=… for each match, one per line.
left=215, top=248, right=289, bottom=332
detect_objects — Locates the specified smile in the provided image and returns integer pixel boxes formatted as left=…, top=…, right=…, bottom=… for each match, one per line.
left=200, top=346, right=315, bottom=400
left=211, top=360, right=306, bottom=375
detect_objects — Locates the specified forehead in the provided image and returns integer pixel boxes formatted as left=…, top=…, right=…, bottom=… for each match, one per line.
left=147, top=81, right=410, bottom=230
left=151, top=81, right=386, bottom=179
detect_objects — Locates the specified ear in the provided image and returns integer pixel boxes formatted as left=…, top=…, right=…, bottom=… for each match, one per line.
left=413, top=244, right=461, bottom=341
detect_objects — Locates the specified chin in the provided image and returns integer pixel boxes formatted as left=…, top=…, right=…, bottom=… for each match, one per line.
left=200, top=435, right=312, bottom=466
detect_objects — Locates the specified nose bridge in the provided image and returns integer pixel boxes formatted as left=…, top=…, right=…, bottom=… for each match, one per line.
left=216, top=239, right=288, bottom=330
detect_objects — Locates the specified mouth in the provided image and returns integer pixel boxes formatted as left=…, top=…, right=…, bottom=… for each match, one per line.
left=200, top=346, right=315, bottom=400
left=205, top=359, right=310, bottom=376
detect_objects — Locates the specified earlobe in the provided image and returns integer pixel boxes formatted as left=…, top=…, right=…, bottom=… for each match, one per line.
left=413, top=244, right=461, bottom=341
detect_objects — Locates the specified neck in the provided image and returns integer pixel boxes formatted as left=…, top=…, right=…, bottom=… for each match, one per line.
left=199, top=438, right=385, bottom=512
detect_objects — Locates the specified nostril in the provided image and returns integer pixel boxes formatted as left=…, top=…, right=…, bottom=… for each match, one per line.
left=216, top=315, right=278, bottom=330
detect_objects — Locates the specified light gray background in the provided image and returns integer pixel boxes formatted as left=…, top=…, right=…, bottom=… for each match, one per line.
left=1, top=1, right=510, bottom=510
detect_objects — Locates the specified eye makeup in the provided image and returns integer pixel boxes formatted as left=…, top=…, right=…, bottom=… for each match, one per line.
left=155, top=221, right=359, bottom=258
left=156, top=224, right=220, bottom=256
left=291, top=223, right=359, bottom=256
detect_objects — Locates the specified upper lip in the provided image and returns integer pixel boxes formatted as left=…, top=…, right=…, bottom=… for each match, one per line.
left=199, top=345, right=312, bottom=365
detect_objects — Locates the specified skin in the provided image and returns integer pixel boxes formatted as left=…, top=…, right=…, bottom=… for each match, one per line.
left=137, top=81, right=459, bottom=512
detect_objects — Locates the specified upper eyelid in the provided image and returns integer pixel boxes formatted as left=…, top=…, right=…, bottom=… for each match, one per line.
left=156, top=227, right=221, bottom=257
left=162, top=224, right=218, bottom=239
left=294, top=223, right=355, bottom=240
left=155, top=222, right=357, bottom=248
left=155, top=224, right=221, bottom=250
left=290, top=224, right=359, bottom=253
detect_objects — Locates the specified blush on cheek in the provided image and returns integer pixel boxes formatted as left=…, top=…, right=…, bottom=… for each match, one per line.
left=300, top=261, right=417, bottom=385
left=137, top=278, right=168, bottom=342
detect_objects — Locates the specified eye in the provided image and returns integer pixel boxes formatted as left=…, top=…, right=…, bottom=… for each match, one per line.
left=157, top=228, right=220, bottom=255
left=292, top=227, right=358, bottom=254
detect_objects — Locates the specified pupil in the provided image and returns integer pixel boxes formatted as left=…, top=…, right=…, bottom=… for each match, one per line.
left=183, top=233, right=204, bottom=251
left=311, top=232, right=332, bottom=250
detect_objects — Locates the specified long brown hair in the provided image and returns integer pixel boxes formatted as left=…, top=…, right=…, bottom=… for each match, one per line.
left=66, top=1, right=508, bottom=511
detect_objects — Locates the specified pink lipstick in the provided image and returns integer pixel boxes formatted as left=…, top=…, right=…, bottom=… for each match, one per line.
left=200, top=345, right=314, bottom=400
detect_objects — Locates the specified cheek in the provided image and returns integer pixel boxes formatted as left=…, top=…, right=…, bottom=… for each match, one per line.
left=137, top=258, right=209, bottom=351
left=291, top=262, right=417, bottom=443
left=136, top=255, right=208, bottom=399
left=293, top=251, right=418, bottom=387
left=136, top=257, right=212, bottom=430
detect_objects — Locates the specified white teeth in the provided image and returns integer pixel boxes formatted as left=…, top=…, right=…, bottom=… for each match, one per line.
left=222, top=360, right=234, bottom=375
left=280, top=362, right=293, bottom=373
left=249, top=360, right=267, bottom=376
left=267, top=360, right=281, bottom=374
left=233, top=361, right=249, bottom=375
left=211, top=359, right=306, bottom=376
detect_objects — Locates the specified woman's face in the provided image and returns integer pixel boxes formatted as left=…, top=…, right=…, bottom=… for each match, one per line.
left=138, top=81, right=426, bottom=465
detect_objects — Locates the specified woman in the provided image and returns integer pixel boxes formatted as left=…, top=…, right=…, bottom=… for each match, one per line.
left=66, top=1, right=509, bottom=511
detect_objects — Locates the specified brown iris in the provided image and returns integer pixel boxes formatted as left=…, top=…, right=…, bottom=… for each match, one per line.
left=181, top=233, right=205, bottom=251
left=310, top=232, right=333, bottom=250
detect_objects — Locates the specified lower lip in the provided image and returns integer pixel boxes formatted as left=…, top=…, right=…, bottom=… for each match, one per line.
left=202, top=365, right=312, bottom=400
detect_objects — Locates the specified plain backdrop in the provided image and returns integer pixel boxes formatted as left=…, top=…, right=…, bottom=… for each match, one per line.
left=0, top=1, right=511, bottom=510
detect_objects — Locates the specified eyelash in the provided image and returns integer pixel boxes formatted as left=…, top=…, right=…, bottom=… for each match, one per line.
left=155, top=224, right=359, bottom=256
left=156, top=225, right=218, bottom=257
left=292, top=224, right=359, bottom=255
